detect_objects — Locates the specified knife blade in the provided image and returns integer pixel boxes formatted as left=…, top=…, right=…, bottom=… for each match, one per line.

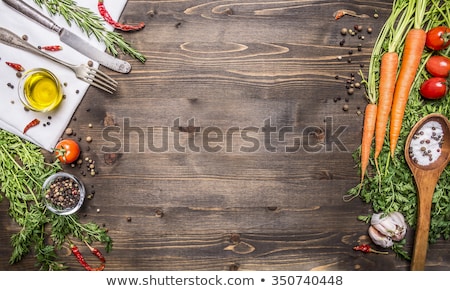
left=2, top=0, right=131, bottom=74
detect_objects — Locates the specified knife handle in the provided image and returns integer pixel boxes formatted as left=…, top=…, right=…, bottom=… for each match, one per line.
left=2, top=0, right=61, bottom=33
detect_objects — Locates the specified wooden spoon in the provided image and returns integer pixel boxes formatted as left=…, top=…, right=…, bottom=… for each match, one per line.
left=404, top=113, right=450, bottom=271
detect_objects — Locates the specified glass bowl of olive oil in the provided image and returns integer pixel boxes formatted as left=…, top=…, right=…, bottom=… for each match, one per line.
left=18, top=68, right=63, bottom=112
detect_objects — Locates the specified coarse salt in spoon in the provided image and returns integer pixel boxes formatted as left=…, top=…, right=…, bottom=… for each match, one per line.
left=404, top=113, right=450, bottom=271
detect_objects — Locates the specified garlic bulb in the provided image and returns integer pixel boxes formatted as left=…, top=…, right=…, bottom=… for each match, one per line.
left=368, top=212, right=407, bottom=248
left=368, top=225, right=394, bottom=248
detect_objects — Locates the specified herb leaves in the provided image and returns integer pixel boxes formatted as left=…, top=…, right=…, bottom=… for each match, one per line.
left=0, top=130, right=111, bottom=270
left=33, top=0, right=146, bottom=63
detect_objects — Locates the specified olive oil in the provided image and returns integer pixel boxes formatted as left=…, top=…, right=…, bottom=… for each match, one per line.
left=19, top=69, right=63, bottom=112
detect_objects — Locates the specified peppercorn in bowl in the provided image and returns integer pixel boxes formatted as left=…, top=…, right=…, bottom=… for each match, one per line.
left=43, top=172, right=85, bottom=215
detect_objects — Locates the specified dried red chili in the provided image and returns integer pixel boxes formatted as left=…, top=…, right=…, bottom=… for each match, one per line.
left=70, top=243, right=105, bottom=271
left=353, top=244, right=388, bottom=255
left=71, top=244, right=93, bottom=271
left=40, top=45, right=63, bottom=51
left=85, top=241, right=106, bottom=264
left=98, top=0, right=145, bottom=31
left=333, top=9, right=370, bottom=20
left=23, top=118, right=40, bottom=134
left=5, top=61, right=24, bottom=71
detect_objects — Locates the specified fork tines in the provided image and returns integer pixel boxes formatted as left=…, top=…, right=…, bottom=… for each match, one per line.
left=84, top=68, right=118, bottom=94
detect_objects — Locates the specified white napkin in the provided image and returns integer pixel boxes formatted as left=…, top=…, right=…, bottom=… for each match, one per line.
left=0, top=0, right=128, bottom=151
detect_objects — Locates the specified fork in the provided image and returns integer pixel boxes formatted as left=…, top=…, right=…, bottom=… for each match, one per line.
left=0, top=27, right=117, bottom=94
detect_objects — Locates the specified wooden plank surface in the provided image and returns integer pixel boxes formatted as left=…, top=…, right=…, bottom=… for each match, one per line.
left=1, top=0, right=449, bottom=271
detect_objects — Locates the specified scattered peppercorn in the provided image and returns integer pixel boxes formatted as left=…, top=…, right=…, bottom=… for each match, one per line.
left=65, top=128, right=74, bottom=135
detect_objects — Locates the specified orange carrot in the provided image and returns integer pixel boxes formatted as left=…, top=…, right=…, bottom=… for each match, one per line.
left=364, top=0, right=412, bottom=162
left=389, top=28, right=427, bottom=157
left=360, top=103, right=377, bottom=183
left=374, top=52, right=399, bottom=160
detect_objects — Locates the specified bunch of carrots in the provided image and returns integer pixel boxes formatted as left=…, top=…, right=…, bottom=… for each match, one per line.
left=358, top=0, right=448, bottom=187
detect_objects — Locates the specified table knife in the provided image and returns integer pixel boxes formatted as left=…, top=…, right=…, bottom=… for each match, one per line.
left=2, top=0, right=131, bottom=74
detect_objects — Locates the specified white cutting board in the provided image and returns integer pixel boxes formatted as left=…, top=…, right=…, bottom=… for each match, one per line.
left=0, top=0, right=127, bottom=151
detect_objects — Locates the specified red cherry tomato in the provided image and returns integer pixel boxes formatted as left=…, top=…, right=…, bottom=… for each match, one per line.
left=425, top=26, right=450, bottom=51
left=426, top=55, right=450, bottom=77
left=54, top=139, right=80, bottom=164
left=419, top=77, right=448, bottom=100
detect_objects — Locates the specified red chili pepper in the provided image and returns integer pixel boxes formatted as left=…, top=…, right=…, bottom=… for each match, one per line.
left=71, top=244, right=93, bottom=271
left=98, top=0, right=145, bottom=31
left=40, top=45, right=63, bottom=51
left=5, top=61, right=24, bottom=71
left=353, top=244, right=388, bottom=255
left=332, top=9, right=369, bottom=20
left=85, top=241, right=106, bottom=263
left=23, top=118, right=40, bottom=134
left=70, top=243, right=105, bottom=271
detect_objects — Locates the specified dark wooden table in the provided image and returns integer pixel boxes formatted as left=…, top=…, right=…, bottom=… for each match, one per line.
left=1, top=0, right=449, bottom=271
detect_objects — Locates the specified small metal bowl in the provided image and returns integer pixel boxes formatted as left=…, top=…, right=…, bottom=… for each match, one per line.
left=43, top=172, right=85, bottom=215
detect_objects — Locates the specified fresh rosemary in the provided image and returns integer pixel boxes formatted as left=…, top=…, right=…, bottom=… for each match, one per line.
left=0, top=130, right=112, bottom=270
left=33, top=0, right=146, bottom=63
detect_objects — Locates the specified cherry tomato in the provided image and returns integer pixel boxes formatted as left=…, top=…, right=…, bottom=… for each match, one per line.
left=55, top=139, right=80, bottom=164
left=419, top=77, right=448, bottom=100
left=426, top=55, right=450, bottom=78
left=425, top=26, right=450, bottom=51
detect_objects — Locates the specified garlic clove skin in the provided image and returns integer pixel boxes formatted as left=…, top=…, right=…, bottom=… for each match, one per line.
left=368, top=225, right=394, bottom=248
left=370, top=211, right=407, bottom=241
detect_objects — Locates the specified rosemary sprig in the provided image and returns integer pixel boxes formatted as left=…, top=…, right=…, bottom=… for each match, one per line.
left=0, top=129, right=112, bottom=270
left=33, top=0, right=146, bottom=63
